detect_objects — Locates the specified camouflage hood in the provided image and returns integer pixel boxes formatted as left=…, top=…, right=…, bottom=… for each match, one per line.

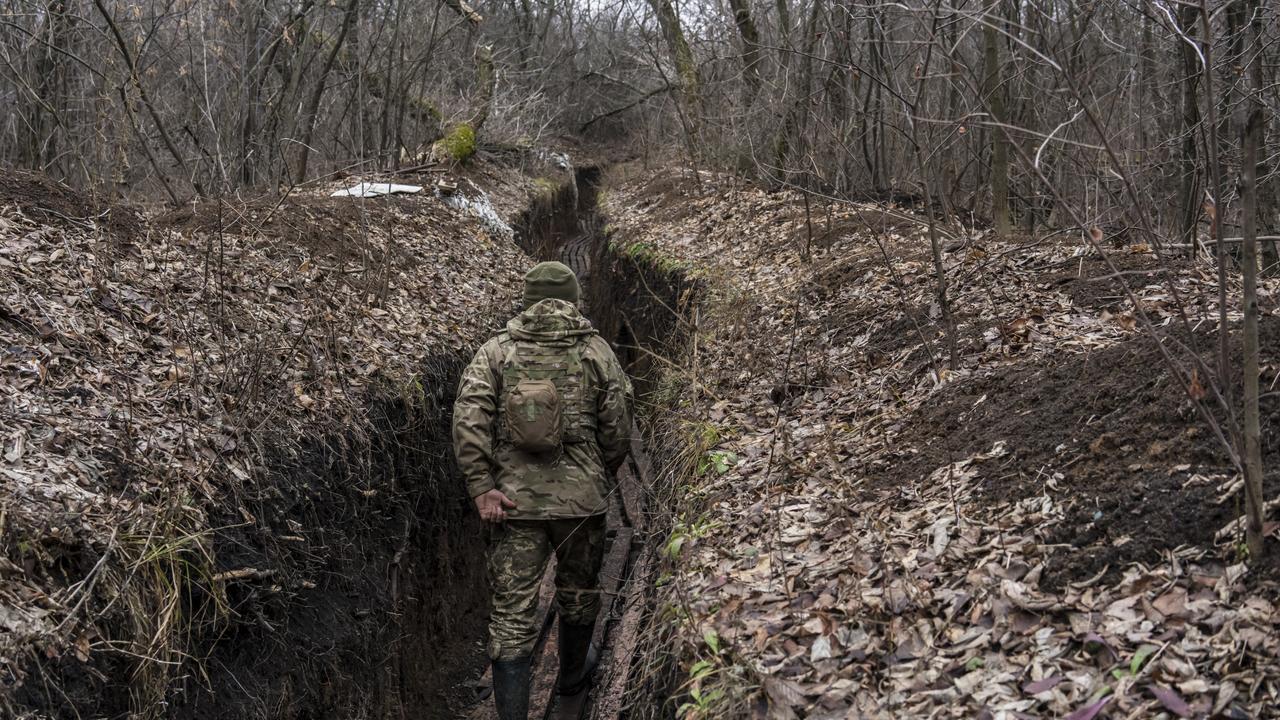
left=506, top=299, right=597, bottom=346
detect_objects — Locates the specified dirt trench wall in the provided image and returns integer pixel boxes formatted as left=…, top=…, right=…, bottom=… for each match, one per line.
left=12, top=354, right=487, bottom=720
left=174, top=353, right=487, bottom=719
left=168, top=162, right=699, bottom=720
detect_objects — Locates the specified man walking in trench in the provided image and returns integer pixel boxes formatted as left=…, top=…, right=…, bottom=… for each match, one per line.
left=453, top=261, right=632, bottom=719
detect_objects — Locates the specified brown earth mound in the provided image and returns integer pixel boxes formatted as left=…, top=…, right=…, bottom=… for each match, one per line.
left=1042, top=249, right=1192, bottom=311
left=0, top=170, right=144, bottom=239
left=885, top=319, right=1280, bottom=590
left=601, top=164, right=1280, bottom=719
left=155, top=192, right=479, bottom=269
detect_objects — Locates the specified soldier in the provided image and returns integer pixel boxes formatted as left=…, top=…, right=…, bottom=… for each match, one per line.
left=453, top=261, right=632, bottom=720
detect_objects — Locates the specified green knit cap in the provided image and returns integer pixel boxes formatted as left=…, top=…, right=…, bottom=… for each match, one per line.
left=523, top=261, right=580, bottom=306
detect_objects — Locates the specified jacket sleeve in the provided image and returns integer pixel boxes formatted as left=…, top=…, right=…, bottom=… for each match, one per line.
left=453, top=339, right=502, bottom=498
left=592, top=338, right=633, bottom=475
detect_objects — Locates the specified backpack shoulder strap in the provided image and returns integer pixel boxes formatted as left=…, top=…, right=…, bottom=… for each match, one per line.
left=491, top=332, right=517, bottom=395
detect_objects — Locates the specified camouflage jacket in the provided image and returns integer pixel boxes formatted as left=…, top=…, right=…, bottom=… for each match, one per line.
left=452, top=299, right=632, bottom=518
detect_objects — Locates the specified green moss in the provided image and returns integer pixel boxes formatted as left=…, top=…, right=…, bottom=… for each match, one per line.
left=440, top=123, right=477, bottom=162
left=617, top=240, right=690, bottom=275
left=692, top=421, right=721, bottom=447
left=625, top=241, right=652, bottom=259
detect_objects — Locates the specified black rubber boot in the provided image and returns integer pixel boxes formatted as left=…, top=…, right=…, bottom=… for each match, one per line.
left=553, top=621, right=598, bottom=720
left=492, top=656, right=532, bottom=720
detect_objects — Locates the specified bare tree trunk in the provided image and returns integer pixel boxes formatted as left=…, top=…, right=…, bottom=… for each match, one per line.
left=775, top=0, right=792, bottom=70
left=296, top=0, right=359, bottom=182
left=1240, top=0, right=1267, bottom=560
left=1176, top=4, right=1201, bottom=250
left=1198, top=0, right=1234, bottom=427
left=515, top=0, right=535, bottom=69
left=646, top=0, right=699, bottom=117
left=1138, top=12, right=1155, bottom=155
left=772, top=0, right=823, bottom=185
left=24, top=0, right=70, bottom=172
left=93, top=0, right=193, bottom=193
left=864, top=8, right=888, bottom=192
left=380, top=2, right=405, bottom=164
left=727, top=0, right=763, bottom=104
left=912, top=9, right=958, bottom=371
left=1241, top=106, right=1266, bottom=560
left=941, top=7, right=961, bottom=210
left=1247, top=6, right=1279, bottom=270
left=429, top=0, right=495, bottom=161
left=983, top=0, right=1010, bottom=235
left=469, top=44, right=496, bottom=132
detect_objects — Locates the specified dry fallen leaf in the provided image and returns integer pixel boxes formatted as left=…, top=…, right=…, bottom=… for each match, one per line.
left=1188, top=369, right=1207, bottom=401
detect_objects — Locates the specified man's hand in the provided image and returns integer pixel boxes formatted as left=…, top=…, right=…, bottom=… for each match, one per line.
left=474, top=489, right=517, bottom=523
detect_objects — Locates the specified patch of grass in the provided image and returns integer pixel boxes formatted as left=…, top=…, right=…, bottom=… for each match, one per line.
left=119, top=513, right=222, bottom=718
left=394, top=374, right=427, bottom=405
left=691, top=420, right=721, bottom=448
left=696, top=449, right=738, bottom=477
left=674, top=633, right=753, bottom=720
left=664, top=514, right=721, bottom=560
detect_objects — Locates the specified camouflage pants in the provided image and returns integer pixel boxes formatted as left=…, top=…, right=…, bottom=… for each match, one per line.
left=486, top=515, right=606, bottom=661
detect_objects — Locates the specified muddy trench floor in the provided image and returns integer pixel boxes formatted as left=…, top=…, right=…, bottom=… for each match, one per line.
left=460, top=459, right=644, bottom=720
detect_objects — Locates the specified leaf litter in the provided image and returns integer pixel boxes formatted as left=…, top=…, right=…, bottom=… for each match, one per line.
left=0, top=165, right=531, bottom=704
left=603, top=166, right=1280, bottom=718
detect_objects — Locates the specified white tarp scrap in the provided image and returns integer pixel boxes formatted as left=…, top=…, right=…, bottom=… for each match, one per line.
left=331, top=182, right=423, bottom=198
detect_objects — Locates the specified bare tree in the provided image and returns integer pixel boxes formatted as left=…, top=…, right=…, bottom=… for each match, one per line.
left=1239, top=0, right=1267, bottom=559
left=727, top=0, right=763, bottom=104
left=646, top=0, right=700, bottom=115
left=982, top=0, right=1010, bottom=235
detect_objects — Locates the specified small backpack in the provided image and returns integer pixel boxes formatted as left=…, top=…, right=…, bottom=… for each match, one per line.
left=498, top=336, right=596, bottom=454
left=504, top=378, right=563, bottom=453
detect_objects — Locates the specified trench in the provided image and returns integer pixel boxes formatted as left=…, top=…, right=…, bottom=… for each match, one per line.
left=186, top=164, right=693, bottom=720
left=16, top=355, right=492, bottom=720
left=164, top=353, right=492, bottom=720
left=7, top=165, right=692, bottom=720
left=518, top=165, right=691, bottom=395
left=448, top=164, right=696, bottom=720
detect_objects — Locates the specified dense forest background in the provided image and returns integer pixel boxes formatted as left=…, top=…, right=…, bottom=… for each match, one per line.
left=3, top=3, right=1280, bottom=717
left=2, top=0, right=1277, bottom=248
